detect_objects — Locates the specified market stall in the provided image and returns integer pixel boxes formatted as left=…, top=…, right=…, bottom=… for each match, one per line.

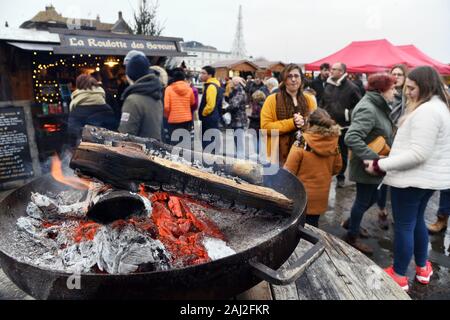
left=0, top=26, right=187, bottom=177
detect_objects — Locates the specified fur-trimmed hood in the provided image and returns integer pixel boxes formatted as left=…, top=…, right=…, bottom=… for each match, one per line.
left=301, top=124, right=341, bottom=156
left=326, top=73, right=348, bottom=87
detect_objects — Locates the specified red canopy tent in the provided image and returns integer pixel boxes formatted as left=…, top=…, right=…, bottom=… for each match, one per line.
left=396, top=45, right=450, bottom=75
left=305, top=39, right=430, bottom=74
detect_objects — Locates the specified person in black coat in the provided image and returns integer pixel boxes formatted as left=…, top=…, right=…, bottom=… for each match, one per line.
left=320, top=62, right=362, bottom=187
left=310, top=63, right=330, bottom=104
left=68, top=74, right=116, bottom=147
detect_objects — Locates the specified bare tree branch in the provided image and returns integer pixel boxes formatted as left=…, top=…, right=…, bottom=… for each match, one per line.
left=133, top=0, right=165, bottom=36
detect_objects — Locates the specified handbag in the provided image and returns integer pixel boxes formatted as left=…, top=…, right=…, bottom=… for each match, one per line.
left=349, top=136, right=390, bottom=159
left=368, top=136, right=390, bottom=156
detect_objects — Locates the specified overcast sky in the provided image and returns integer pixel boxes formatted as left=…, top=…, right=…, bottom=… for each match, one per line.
left=0, top=0, right=449, bottom=63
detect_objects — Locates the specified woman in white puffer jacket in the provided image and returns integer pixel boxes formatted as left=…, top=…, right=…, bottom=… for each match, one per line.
left=364, top=66, right=450, bottom=291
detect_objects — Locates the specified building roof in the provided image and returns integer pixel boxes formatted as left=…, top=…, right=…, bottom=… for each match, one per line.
left=252, top=59, right=286, bottom=69
left=20, top=5, right=129, bottom=33
left=182, top=41, right=231, bottom=54
left=183, top=41, right=216, bottom=50
left=0, top=27, right=60, bottom=43
left=212, top=59, right=258, bottom=70
left=111, top=12, right=133, bottom=34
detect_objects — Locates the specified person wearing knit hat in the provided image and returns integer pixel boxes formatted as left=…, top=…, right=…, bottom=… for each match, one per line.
left=124, top=50, right=146, bottom=66
left=125, top=54, right=150, bottom=83
left=118, top=54, right=163, bottom=140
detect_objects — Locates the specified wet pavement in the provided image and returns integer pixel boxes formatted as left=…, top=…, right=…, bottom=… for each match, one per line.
left=321, top=178, right=450, bottom=300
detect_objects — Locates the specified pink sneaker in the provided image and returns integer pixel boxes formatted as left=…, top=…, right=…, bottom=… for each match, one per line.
left=416, top=261, right=433, bottom=284
left=384, top=266, right=409, bottom=291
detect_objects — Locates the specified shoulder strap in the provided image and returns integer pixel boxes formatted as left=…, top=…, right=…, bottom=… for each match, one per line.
left=205, top=82, right=220, bottom=90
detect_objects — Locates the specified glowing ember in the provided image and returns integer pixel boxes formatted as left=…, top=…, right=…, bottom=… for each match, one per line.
left=73, top=221, right=100, bottom=242
left=147, top=191, right=226, bottom=266
left=21, top=182, right=230, bottom=273
left=50, top=155, right=91, bottom=190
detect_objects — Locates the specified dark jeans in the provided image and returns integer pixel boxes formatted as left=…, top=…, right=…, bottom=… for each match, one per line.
left=391, top=187, right=434, bottom=276
left=377, top=185, right=388, bottom=210
left=337, top=128, right=348, bottom=181
left=438, top=189, right=450, bottom=216
left=306, top=215, right=320, bottom=228
left=349, top=183, right=379, bottom=236
left=232, top=127, right=245, bottom=159
left=167, top=121, right=193, bottom=146
left=202, top=121, right=221, bottom=151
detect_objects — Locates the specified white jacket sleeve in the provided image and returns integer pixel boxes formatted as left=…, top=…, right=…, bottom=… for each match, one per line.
left=378, top=107, right=440, bottom=172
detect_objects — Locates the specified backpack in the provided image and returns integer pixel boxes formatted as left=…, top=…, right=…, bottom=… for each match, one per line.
left=206, top=82, right=224, bottom=111
left=199, top=82, right=225, bottom=124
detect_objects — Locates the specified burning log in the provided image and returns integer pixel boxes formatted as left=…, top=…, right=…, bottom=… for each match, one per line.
left=81, top=125, right=264, bottom=185
left=70, top=142, right=294, bottom=216
left=86, top=190, right=151, bottom=224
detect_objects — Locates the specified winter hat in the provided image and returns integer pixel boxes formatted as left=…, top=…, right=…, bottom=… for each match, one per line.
left=124, top=50, right=146, bottom=65
left=126, top=55, right=150, bottom=82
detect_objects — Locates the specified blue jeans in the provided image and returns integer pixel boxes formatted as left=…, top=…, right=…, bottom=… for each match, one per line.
left=438, top=189, right=450, bottom=216
left=391, top=187, right=434, bottom=276
left=349, top=183, right=379, bottom=236
left=377, top=185, right=388, bottom=210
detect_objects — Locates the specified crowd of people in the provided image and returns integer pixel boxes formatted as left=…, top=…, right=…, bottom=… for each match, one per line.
left=64, top=50, right=450, bottom=292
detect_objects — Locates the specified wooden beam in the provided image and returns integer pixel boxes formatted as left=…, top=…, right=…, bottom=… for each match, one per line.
left=70, top=142, right=293, bottom=216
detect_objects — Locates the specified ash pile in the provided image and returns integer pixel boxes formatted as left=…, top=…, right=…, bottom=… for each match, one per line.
left=16, top=180, right=235, bottom=275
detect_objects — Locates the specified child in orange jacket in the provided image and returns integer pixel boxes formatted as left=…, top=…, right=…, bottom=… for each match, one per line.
left=284, top=109, right=342, bottom=228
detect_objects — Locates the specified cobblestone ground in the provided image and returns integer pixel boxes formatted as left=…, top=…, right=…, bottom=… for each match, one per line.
left=321, top=178, right=450, bottom=300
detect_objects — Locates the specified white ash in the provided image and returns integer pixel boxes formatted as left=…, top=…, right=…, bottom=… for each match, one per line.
left=59, top=240, right=98, bottom=274
left=15, top=190, right=170, bottom=275
left=16, top=216, right=57, bottom=250
left=203, top=237, right=236, bottom=260
left=86, top=182, right=112, bottom=206
left=94, top=225, right=169, bottom=274
left=30, top=192, right=87, bottom=219
left=54, top=190, right=85, bottom=205
left=16, top=214, right=171, bottom=274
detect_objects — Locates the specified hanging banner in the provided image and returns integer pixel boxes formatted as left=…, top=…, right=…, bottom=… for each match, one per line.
left=56, top=34, right=186, bottom=56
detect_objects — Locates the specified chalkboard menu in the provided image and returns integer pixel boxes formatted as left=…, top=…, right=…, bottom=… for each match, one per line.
left=0, top=106, right=34, bottom=183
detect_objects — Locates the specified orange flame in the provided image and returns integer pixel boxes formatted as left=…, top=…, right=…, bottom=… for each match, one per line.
left=51, top=155, right=91, bottom=190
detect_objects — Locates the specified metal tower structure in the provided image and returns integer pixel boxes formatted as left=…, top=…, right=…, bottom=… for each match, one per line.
left=231, top=5, right=247, bottom=59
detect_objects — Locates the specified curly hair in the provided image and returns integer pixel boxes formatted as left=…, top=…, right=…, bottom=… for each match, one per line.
left=367, top=73, right=396, bottom=93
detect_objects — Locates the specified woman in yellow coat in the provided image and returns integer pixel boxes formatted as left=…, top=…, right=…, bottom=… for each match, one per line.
left=260, top=64, right=317, bottom=165
left=284, top=109, right=342, bottom=227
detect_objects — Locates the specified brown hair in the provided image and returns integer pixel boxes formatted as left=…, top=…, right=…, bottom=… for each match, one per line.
left=279, top=63, right=309, bottom=117
left=390, top=64, right=409, bottom=89
left=308, top=108, right=336, bottom=128
left=367, top=73, right=396, bottom=93
left=407, top=66, right=449, bottom=111
left=390, top=64, right=408, bottom=76
left=76, top=74, right=100, bottom=90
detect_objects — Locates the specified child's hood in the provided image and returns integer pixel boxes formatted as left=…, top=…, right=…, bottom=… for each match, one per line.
left=302, top=125, right=341, bottom=157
